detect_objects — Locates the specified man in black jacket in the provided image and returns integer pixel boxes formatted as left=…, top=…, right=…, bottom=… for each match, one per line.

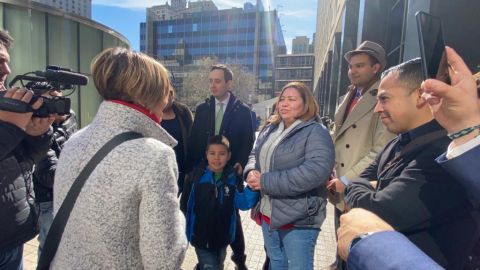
left=344, top=58, right=479, bottom=269
left=188, top=64, right=255, bottom=270
left=0, top=29, right=54, bottom=269
left=33, top=103, right=77, bottom=258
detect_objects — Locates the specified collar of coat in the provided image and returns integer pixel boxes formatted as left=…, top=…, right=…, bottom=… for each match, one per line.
left=263, top=117, right=320, bottom=138
left=95, top=101, right=177, bottom=148
left=205, top=91, right=243, bottom=112
left=334, top=80, right=380, bottom=138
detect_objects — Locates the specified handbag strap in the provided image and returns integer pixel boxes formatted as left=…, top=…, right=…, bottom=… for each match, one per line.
left=37, top=131, right=143, bottom=270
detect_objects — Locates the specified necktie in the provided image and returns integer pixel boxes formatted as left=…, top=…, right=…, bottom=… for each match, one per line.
left=215, top=103, right=224, bottom=135
left=347, top=89, right=362, bottom=116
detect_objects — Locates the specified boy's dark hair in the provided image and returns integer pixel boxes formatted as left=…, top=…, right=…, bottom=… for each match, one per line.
left=0, top=29, right=13, bottom=49
left=210, top=64, right=233, bottom=82
left=206, top=135, right=230, bottom=152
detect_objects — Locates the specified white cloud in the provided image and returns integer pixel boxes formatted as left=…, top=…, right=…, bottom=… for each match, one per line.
left=280, top=9, right=316, bottom=19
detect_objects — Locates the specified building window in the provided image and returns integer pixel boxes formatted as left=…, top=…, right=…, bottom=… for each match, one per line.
left=193, top=23, right=198, bottom=32
left=386, top=0, right=407, bottom=66
left=168, top=25, right=173, bottom=33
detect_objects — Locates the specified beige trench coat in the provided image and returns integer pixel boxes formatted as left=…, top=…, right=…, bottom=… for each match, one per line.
left=330, top=81, right=395, bottom=211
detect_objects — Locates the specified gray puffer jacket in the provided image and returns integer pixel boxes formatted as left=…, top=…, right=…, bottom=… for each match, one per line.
left=245, top=118, right=335, bottom=229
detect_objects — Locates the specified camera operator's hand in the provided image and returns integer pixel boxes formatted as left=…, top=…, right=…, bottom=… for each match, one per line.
left=421, top=46, right=480, bottom=134
left=25, top=115, right=55, bottom=136
left=0, top=87, right=43, bottom=131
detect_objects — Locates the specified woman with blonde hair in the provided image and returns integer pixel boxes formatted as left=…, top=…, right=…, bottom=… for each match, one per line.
left=49, top=47, right=187, bottom=269
left=245, top=81, right=334, bottom=270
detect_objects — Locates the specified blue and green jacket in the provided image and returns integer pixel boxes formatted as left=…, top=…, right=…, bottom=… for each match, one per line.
left=180, top=164, right=259, bottom=250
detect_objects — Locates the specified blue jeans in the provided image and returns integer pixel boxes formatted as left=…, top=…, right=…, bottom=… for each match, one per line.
left=195, top=247, right=227, bottom=270
left=0, top=245, right=23, bottom=270
left=261, top=220, right=319, bottom=270
left=37, top=201, right=53, bottom=259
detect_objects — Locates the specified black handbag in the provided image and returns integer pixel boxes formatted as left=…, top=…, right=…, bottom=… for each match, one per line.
left=37, top=132, right=143, bottom=270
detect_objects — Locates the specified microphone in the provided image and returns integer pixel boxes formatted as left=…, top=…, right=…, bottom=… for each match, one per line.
left=35, top=70, right=88, bottom=85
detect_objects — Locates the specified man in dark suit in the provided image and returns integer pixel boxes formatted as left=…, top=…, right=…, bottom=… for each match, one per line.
left=188, top=64, right=254, bottom=270
left=425, top=46, right=480, bottom=269
left=343, top=58, right=478, bottom=269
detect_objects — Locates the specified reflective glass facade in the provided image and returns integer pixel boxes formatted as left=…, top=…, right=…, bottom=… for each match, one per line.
left=275, top=54, right=315, bottom=93
left=314, top=0, right=480, bottom=117
left=141, top=5, right=286, bottom=98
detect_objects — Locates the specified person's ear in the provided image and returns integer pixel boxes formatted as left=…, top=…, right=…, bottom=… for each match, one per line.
left=226, top=79, right=233, bottom=90
left=373, top=63, right=381, bottom=75
left=416, top=88, right=428, bottom=108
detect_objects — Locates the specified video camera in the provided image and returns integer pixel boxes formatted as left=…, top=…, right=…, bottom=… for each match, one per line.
left=0, top=66, right=88, bottom=117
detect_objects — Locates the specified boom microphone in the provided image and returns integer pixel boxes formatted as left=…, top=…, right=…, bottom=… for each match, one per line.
left=35, top=70, right=88, bottom=85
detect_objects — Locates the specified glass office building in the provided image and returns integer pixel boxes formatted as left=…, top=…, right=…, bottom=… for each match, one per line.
left=0, top=0, right=129, bottom=127
left=314, top=0, right=480, bottom=117
left=141, top=1, right=286, bottom=100
left=275, top=54, right=315, bottom=93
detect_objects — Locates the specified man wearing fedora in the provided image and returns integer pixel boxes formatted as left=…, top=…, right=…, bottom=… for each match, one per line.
left=326, top=41, right=395, bottom=269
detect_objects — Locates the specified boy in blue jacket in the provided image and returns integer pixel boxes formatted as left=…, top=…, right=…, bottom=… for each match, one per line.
left=180, top=135, right=258, bottom=270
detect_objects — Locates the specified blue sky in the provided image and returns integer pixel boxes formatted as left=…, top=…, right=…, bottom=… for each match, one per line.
left=92, top=0, right=317, bottom=53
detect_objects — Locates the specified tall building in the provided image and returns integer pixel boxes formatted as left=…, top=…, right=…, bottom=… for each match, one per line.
left=275, top=54, right=315, bottom=94
left=314, top=0, right=480, bottom=117
left=292, top=36, right=311, bottom=54
left=141, top=0, right=286, bottom=100
left=32, top=0, right=91, bottom=18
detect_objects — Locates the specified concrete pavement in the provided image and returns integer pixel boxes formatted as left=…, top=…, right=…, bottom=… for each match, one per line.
left=23, top=204, right=336, bottom=270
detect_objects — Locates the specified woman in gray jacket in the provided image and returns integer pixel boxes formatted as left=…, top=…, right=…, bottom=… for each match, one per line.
left=245, top=81, right=335, bottom=270
left=51, top=48, right=187, bottom=269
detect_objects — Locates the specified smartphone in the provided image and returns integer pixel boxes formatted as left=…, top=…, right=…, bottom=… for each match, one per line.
left=415, top=11, right=450, bottom=83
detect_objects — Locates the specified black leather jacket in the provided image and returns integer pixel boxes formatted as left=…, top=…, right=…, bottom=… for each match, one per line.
left=0, top=120, right=52, bottom=252
left=33, top=112, right=77, bottom=202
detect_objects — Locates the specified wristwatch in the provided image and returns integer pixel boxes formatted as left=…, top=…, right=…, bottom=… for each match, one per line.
left=349, top=232, right=377, bottom=251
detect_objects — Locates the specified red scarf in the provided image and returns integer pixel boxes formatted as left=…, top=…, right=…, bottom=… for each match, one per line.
left=109, top=100, right=161, bottom=124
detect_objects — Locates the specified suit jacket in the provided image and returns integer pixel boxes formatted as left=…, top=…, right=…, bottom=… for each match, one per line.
left=331, top=81, right=394, bottom=210
left=188, top=92, right=254, bottom=172
left=437, top=144, right=480, bottom=269
left=345, top=120, right=478, bottom=269
left=171, top=101, right=193, bottom=168
left=348, top=231, right=443, bottom=270
left=437, top=145, right=480, bottom=206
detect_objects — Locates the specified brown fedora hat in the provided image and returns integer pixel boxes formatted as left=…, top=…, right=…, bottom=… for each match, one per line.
left=344, top=41, right=387, bottom=70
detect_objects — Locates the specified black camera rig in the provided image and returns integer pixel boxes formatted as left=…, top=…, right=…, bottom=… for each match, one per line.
left=0, top=66, right=88, bottom=117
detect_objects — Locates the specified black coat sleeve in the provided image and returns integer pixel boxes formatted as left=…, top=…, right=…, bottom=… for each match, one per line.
left=0, top=121, right=26, bottom=160
left=345, top=156, right=463, bottom=231
left=23, top=128, right=53, bottom=164
left=357, top=153, right=380, bottom=180
left=33, top=148, right=58, bottom=189
left=180, top=173, right=193, bottom=215
left=186, top=105, right=209, bottom=173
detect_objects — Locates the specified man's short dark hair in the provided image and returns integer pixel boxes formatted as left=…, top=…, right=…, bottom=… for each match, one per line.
left=0, top=29, right=13, bottom=49
left=206, top=135, right=231, bottom=153
left=381, top=58, right=423, bottom=94
left=210, top=64, right=233, bottom=82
